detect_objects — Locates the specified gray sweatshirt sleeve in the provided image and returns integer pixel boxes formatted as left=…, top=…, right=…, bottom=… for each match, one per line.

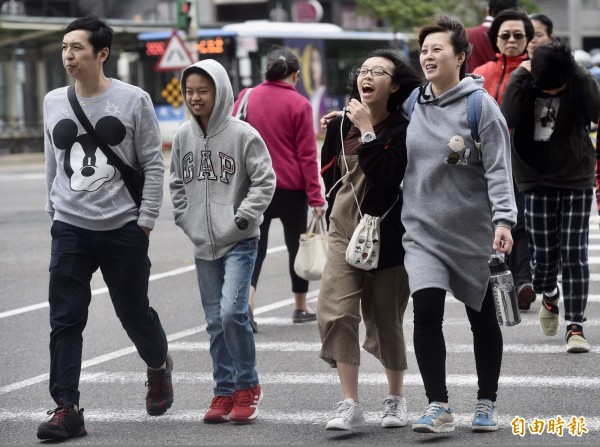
left=169, top=130, right=186, bottom=226
left=43, top=97, right=56, bottom=222
left=236, top=129, right=276, bottom=223
left=480, top=96, right=517, bottom=227
left=134, top=93, right=164, bottom=229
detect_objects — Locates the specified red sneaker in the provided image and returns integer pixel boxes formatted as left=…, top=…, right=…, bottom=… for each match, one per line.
left=203, top=396, right=234, bottom=423
left=230, top=385, right=263, bottom=423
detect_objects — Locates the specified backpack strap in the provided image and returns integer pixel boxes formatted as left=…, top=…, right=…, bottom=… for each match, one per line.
left=406, top=87, right=420, bottom=120
left=467, top=89, right=484, bottom=153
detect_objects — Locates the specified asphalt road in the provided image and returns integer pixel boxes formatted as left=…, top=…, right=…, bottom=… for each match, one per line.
left=0, top=153, right=598, bottom=445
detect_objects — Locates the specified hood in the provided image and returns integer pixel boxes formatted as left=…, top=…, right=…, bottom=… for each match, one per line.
left=416, top=75, right=485, bottom=108
left=181, top=59, right=234, bottom=136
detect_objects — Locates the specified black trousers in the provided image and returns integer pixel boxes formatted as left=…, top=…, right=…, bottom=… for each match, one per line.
left=412, top=286, right=502, bottom=404
left=251, top=189, right=309, bottom=293
left=509, top=184, right=532, bottom=288
left=48, top=220, right=168, bottom=406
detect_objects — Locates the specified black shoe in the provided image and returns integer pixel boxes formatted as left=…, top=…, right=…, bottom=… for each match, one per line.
left=292, top=309, right=317, bottom=323
left=517, top=284, right=536, bottom=310
left=37, top=404, right=87, bottom=440
left=248, top=308, right=258, bottom=333
left=146, top=354, right=174, bottom=416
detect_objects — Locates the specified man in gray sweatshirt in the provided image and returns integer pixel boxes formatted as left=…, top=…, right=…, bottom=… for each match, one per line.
left=38, top=15, right=173, bottom=441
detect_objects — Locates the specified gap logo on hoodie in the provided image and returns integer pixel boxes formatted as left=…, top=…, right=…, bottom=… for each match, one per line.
left=182, top=151, right=236, bottom=184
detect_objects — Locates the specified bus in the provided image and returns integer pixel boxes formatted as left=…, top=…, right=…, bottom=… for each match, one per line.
left=136, top=21, right=414, bottom=144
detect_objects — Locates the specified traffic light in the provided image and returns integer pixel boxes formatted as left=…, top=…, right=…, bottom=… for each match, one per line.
left=176, top=0, right=192, bottom=33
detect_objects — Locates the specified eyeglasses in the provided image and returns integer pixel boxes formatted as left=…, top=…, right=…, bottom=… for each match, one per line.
left=498, top=32, right=526, bottom=41
left=354, top=67, right=393, bottom=78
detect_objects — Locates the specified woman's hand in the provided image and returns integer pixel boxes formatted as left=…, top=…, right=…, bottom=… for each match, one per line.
left=320, top=110, right=342, bottom=129
left=313, top=206, right=326, bottom=218
left=345, top=99, right=374, bottom=135
left=493, top=226, right=513, bottom=254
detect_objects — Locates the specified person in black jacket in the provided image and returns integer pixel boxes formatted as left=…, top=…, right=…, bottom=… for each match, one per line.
left=501, top=40, right=600, bottom=353
left=317, top=48, right=422, bottom=431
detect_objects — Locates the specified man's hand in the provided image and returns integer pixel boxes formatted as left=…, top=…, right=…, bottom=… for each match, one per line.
left=140, top=226, right=151, bottom=238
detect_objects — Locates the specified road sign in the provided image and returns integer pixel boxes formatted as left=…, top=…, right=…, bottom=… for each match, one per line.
left=155, top=31, right=195, bottom=72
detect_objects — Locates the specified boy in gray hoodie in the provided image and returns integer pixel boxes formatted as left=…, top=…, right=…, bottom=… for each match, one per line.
left=169, top=59, right=275, bottom=423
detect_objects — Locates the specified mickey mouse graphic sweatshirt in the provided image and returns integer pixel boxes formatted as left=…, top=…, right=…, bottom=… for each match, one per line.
left=43, top=79, right=164, bottom=231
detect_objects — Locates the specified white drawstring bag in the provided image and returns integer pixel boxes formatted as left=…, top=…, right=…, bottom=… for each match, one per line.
left=345, top=214, right=381, bottom=269
left=330, top=111, right=398, bottom=271
left=294, top=215, right=329, bottom=281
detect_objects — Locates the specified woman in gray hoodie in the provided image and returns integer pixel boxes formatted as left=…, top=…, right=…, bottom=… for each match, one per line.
left=402, top=15, right=516, bottom=434
left=169, top=59, right=276, bottom=424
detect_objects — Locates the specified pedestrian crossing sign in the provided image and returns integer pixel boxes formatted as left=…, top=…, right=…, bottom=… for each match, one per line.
left=155, top=31, right=195, bottom=72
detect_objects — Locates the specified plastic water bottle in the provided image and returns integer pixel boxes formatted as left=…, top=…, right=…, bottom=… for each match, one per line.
left=489, top=252, right=521, bottom=326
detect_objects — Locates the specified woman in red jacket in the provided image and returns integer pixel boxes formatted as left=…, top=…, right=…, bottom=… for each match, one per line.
left=233, top=46, right=326, bottom=330
left=474, top=9, right=536, bottom=311
left=473, top=9, right=533, bottom=105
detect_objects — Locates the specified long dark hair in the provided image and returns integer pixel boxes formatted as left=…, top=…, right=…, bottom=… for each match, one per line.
left=348, top=48, right=422, bottom=113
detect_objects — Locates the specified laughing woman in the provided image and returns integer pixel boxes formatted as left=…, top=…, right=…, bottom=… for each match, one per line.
left=318, top=49, right=421, bottom=431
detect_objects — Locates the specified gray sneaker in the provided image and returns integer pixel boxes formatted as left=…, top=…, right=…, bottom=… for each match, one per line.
left=381, top=395, right=407, bottom=428
left=325, top=398, right=365, bottom=431
left=412, top=401, right=455, bottom=433
left=539, top=293, right=560, bottom=336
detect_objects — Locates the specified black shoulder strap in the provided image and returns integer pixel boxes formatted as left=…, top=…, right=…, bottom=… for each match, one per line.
left=67, top=85, right=142, bottom=206
left=67, top=85, right=130, bottom=175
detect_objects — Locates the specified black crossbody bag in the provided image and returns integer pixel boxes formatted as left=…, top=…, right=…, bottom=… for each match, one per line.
left=67, top=85, right=144, bottom=207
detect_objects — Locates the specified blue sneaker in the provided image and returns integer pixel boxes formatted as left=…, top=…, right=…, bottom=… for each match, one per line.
left=412, top=401, right=455, bottom=433
left=472, top=399, right=498, bottom=432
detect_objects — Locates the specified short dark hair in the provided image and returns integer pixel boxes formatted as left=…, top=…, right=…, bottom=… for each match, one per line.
left=265, top=46, right=300, bottom=81
left=488, top=0, right=518, bottom=17
left=419, top=15, right=471, bottom=80
left=529, top=14, right=554, bottom=36
left=348, top=48, right=422, bottom=113
left=64, top=15, right=113, bottom=63
left=531, top=40, right=577, bottom=90
left=487, top=9, right=534, bottom=54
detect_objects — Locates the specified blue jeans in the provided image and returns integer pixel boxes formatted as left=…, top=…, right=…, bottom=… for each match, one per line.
left=195, top=238, right=259, bottom=396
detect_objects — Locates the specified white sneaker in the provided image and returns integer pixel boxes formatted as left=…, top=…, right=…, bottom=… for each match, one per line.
left=325, top=398, right=365, bottom=431
left=381, top=395, right=407, bottom=428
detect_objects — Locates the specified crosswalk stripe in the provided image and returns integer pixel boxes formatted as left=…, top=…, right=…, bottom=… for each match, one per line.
left=69, top=372, right=598, bottom=388
left=1, top=409, right=598, bottom=431
left=246, top=316, right=600, bottom=329
left=165, top=340, right=599, bottom=354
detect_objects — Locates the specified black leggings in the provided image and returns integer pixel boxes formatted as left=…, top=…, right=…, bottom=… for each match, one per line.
left=412, top=286, right=502, bottom=404
left=251, top=189, right=309, bottom=293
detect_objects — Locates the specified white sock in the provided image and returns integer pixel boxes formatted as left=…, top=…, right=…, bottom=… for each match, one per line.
left=566, top=321, right=583, bottom=327
left=149, top=361, right=166, bottom=371
left=545, top=287, right=559, bottom=298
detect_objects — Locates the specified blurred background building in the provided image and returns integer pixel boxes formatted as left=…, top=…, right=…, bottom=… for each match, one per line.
left=1, top=0, right=599, bottom=152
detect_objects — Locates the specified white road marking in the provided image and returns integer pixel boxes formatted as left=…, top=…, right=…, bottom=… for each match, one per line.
left=166, top=340, right=600, bottom=355
left=0, top=246, right=287, bottom=320
left=2, top=409, right=599, bottom=430
left=65, top=372, right=599, bottom=389
left=0, top=290, right=319, bottom=395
